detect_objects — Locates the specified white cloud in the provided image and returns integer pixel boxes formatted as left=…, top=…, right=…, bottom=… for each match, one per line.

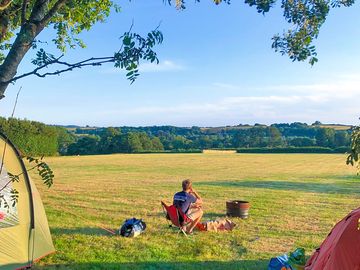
left=138, top=60, right=184, bottom=72
left=109, top=73, right=360, bottom=125
left=215, top=72, right=360, bottom=97
left=257, top=73, right=360, bottom=97
left=56, top=72, right=360, bottom=126
left=212, top=83, right=239, bottom=89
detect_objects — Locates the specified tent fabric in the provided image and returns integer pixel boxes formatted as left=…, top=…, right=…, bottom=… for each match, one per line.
left=0, top=133, right=54, bottom=270
left=305, top=207, right=360, bottom=270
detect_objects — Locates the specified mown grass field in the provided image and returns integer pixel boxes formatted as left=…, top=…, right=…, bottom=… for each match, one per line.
left=32, top=153, right=360, bottom=270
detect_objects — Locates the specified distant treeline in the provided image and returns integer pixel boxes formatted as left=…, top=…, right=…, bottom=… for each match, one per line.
left=0, top=117, right=74, bottom=156
left=67, top=122, right=351, bottom=155
left=0, top=119, right=353, bottom=156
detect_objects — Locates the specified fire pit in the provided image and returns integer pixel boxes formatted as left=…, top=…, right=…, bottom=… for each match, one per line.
left=226, top=200, right=250, bottom=219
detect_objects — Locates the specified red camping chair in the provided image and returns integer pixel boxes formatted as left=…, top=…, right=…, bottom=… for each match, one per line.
left=161, top=201, right=192, bottom=235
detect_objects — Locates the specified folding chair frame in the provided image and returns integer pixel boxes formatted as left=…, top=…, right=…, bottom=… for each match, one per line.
left=161, top=201, right=192, bottom=236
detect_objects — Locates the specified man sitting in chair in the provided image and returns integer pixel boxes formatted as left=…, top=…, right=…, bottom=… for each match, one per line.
left=173, top=179, right=203, bottom=234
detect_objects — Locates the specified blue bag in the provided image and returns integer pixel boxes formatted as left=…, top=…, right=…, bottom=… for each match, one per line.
left=119, top=218, right=146, bottom=237
left=268, top=254, right=293, bottom=270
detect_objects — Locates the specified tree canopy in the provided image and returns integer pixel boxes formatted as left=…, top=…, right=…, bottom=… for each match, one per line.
left=0, top=0, right=356, bottom=100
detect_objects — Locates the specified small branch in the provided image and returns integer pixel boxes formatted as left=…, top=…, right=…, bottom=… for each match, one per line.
left=117, top=20, right=134, bottom=54
left=40, top=0, right=68, bottom=26
left=2, top=26, right=163, bottom=86
left=21, top=0, right=29, bottom=25
left=5, top=56, right=117, bottom=83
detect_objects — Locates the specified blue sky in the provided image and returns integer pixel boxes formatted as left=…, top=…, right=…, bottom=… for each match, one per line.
left=1, top=0, right=360, bottom=127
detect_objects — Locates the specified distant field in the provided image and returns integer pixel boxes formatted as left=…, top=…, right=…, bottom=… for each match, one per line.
left=32, top=153, right=359, bottom=270
left=318, top=124, right=352, bottom=130
left=203, top=149, right=237, bottom=154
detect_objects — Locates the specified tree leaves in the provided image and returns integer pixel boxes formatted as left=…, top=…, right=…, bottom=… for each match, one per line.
left=114, top=29, right=164, bottom=84
left=346, top=124, right=360, bottom=175
left=31, top=49, right=56, bottom=67
left=245, top=0, right=276, bottom=14
left=26, top=156, right=54, bottom=188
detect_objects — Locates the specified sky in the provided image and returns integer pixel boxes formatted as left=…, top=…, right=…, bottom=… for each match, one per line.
left=0, top=0, right=360, bottom=127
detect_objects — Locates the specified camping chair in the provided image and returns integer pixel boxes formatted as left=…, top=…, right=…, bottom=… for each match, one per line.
left=161, top=201, right=192, bottom=235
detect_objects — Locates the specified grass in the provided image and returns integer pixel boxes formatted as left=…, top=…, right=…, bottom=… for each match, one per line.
left=31, top=153, right=360, bottom=270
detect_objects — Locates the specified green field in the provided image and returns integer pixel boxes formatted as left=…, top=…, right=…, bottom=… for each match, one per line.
left=32, top=153, right=359, bottom=270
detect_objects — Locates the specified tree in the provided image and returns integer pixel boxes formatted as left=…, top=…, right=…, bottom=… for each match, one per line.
left=268, top=126, right=283, bottom=147
left=347, top=125, right=360, bottom=174
left=125, top=132, right=143, bottom=153
left=334, top=131, right=350, bottom=147
left=151, top=137, right=164, bottom=151
left=99, top=127, right=121, bottom=154
left=288, top=137, right=314, bottom=147
left=315, top=128, right=335, bottom=147
left=67, top=135, right=99, bottom=155
left=56, top=126, right=76, bottom=155
left=0, top=0, right=356, bottom=100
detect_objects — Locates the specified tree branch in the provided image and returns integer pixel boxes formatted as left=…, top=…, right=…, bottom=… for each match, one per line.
left=40, top=0, right=68, bottom=26
left=29, top=0, right=50, bottom=23
left=4, top=55, right=118, bottom=83
left=21, top=0, right=29, bottom=25
left=0, top=27, right=163, bottom=95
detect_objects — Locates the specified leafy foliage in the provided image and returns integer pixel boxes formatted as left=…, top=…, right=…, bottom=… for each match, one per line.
left=115, top=30, right=163, bottom=84
left=0, top=117, right=66, bottom=156
left=346, top=125, right=360, bottom=174
left=26, top=156, right=55, bottom=188
left=31, top=49, right=56, bottom=66
left=0, top=0, right=115, bottom=60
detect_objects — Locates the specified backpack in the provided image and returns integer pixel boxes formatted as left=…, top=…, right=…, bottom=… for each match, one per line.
left=268, top=254, right=293, bottom=270
left=119, top=218, right=146, bottom=237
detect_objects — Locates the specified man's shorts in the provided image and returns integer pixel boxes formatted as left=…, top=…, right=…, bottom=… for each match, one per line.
left=187, top=207, right=203, bottom=220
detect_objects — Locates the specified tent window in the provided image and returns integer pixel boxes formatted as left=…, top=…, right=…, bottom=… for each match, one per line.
left=0, top=163, right=19, bottom=229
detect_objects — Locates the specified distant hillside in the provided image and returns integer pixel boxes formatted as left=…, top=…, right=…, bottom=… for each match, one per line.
left=61, top=122, right=353, bottom=135
left=57, top=122, right=353, bottom=155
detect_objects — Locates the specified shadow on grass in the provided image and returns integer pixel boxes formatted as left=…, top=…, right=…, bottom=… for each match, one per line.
left=197, top=180, right=360, bottom=195
left=51, top=227, right=116, bottom=236
left=33, top=260, right=269, bottom=270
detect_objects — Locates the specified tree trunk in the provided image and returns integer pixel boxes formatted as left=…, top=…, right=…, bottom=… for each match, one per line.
left=0, top=0, right=49, bottom=100
left=0, top=23, right=39, bottom=99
